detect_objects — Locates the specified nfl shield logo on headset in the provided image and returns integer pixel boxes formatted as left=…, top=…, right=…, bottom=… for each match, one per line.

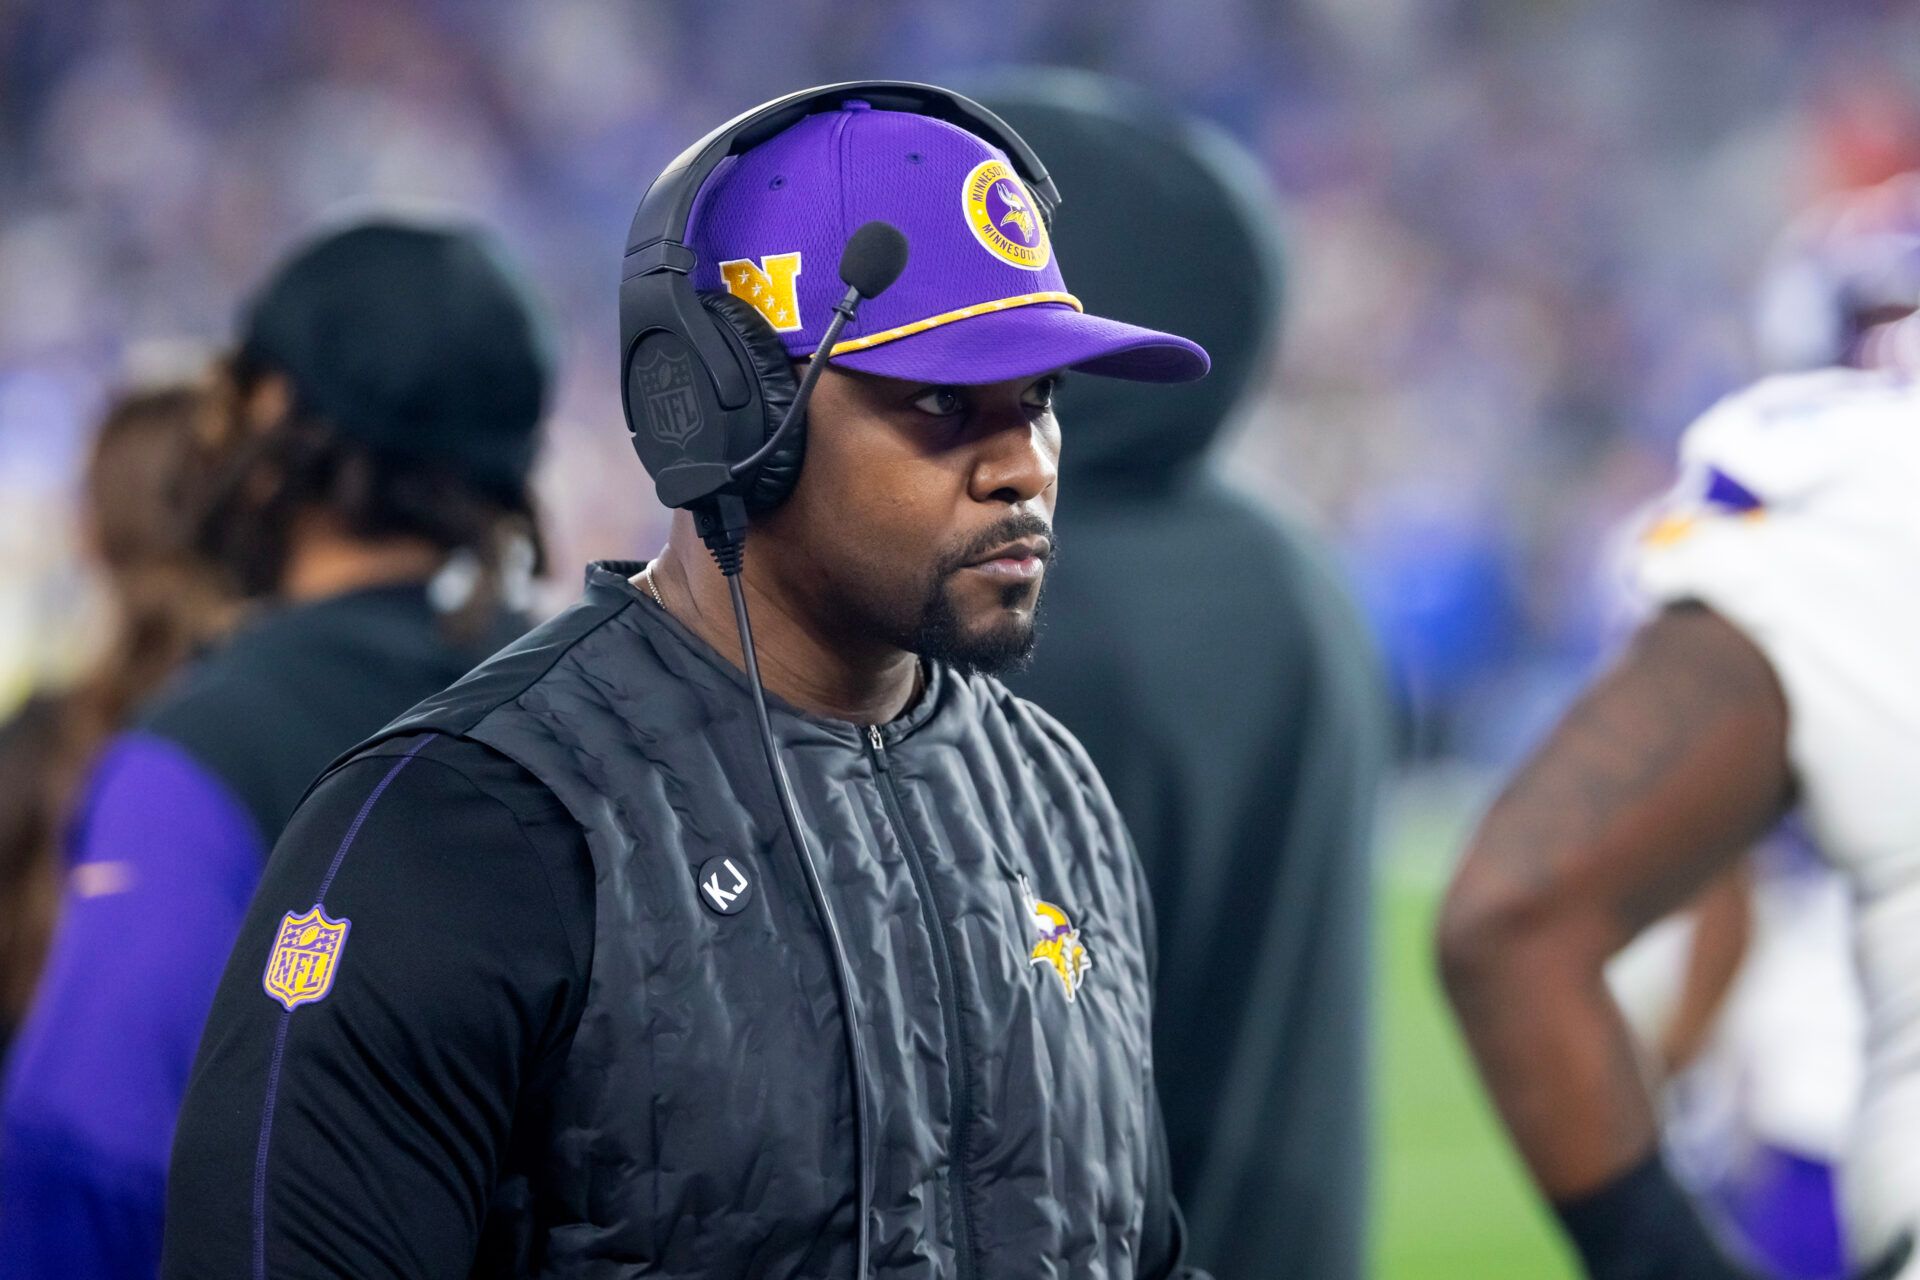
left=637, top=343, right=704, bottom=447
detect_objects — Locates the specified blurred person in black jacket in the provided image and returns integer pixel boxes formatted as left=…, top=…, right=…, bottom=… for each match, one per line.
left=0, top=214, right=552, bottom=1278
left=0, top=383, right=235, bottom=1063
left=980, top=71, right=1391, bottom=1280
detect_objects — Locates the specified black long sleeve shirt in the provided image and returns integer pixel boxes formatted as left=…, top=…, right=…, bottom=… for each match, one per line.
left=165, top=730, right=1198, bottom=1278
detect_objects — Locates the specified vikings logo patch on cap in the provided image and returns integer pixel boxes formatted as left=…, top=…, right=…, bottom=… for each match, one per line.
left=1019, top=873, right=1091, bottom=1002
left=262, top=904, right=350, bottom=1012
left=964, top=160, right=1050, bottom=272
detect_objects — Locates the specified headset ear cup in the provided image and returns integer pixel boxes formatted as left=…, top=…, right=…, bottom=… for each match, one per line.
left=698, top=291, right=802, bottom=512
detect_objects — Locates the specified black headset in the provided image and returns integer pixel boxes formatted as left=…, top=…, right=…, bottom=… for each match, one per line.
left=619, top=80, right=1059, bottom=520
left=617, top=84, right=1058, bottom=1279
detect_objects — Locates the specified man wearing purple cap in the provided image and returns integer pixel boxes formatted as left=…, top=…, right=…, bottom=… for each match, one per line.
left=168, top=89, right=1213, bottom=1278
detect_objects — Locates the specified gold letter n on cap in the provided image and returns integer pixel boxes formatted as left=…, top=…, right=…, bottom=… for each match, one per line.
left=720, top=252, right=804, bottom=332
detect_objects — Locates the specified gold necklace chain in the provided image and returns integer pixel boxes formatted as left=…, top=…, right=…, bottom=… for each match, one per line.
left=641, top=563, right=665, bottom=609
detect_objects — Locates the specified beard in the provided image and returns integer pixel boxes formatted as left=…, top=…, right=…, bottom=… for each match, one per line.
left=901, top=512, right=1055, bottom=677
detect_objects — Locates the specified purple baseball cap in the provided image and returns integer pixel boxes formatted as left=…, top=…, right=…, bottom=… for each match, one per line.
left=687, top=99, right=1210, bottom=385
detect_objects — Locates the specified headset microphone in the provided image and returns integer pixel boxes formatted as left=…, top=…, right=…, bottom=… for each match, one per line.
left=689, top=220, right=908, bottom=577
left=726, top=222, right=908, bottom=496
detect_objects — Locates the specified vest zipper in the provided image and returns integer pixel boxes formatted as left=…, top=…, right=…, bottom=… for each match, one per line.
left=866, top=724, right=979, bottom=1280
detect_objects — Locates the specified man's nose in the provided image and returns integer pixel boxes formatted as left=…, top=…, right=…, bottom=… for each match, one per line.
left=970, top=419, right=1059, bottom=506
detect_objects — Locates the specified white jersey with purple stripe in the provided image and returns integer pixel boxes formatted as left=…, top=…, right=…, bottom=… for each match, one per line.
left=1633, top=367, right=1920, bottom=1271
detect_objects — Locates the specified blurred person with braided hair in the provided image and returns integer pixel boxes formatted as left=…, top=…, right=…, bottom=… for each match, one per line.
left=0, top=383, right=235, bottom=1064
left=0, top=214, right=554, bottom=1278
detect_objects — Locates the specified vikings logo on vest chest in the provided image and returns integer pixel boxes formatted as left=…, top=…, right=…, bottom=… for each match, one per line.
left=1019, top=873, right=1094, bottom=1002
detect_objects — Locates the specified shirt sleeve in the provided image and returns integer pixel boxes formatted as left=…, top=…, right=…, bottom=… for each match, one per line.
left=1138, top=1079, right=1213, bottom=1280
left=0, top=730, right=266, bottom=1278
left=1634, top=462, right=1920, bottom=872
left=162, top=732, right=592, bottom=1280
left=1112, top=809, right=1213, bottom=1280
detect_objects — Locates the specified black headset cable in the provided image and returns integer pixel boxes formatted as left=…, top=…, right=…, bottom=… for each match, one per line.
left=723, top=568, right=875, bottom=1278
left=692, top=221, right=908, bottom=1280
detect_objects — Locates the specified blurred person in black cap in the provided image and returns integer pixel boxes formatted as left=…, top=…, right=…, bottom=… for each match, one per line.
left=978, top=71, right=1391, bottom=1280
left=0, top=214, right=553, bottom=1278
left=0, top=383, right=235, bottom=1066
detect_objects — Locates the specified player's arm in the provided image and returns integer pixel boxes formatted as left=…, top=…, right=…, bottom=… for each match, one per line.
left=163, top=734, right=590, bottom=1279
left=1437, top=602, right=1791, bottom=1277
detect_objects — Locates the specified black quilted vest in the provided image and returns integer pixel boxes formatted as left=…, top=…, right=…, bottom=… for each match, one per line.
left=367, top=563, right=1158, bottom=1277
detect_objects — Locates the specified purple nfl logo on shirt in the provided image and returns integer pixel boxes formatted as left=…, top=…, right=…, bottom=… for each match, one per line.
left=262, top=905, right=351, bottom=1011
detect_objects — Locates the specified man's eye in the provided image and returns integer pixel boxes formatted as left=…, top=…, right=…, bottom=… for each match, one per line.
left=1023, top=378, right=1059, bottom=411
left=911, top=387, right=965, bottom=416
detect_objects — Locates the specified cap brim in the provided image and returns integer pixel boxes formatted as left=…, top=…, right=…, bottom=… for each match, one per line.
left=828, top=302, right=1210, bottom=385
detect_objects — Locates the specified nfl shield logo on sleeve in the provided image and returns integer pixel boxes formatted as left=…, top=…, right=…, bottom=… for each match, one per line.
left=262, top=905, right=351, bottom=1012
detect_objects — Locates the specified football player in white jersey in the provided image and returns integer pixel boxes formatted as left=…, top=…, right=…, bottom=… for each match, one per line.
left=1438, top=173, right=1920, bottom=1280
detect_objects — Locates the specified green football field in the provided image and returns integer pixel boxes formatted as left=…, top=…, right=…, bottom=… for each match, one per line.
left=1371, top=791, right=1580, bottom=1279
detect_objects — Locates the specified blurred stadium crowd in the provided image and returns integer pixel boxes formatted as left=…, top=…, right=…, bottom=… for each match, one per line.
left=6, top=0, right=1920, bottom=765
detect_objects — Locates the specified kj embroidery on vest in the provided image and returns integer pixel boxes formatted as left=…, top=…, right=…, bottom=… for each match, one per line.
left=1019, top=873, right=1092, bottom=1002
left=262, top=905, right=351, bottom=1011
left=697, top=855, right=753, bottom=915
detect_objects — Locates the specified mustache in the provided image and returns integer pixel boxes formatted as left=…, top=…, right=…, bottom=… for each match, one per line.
left=939, top=512, right=1056, bottom=576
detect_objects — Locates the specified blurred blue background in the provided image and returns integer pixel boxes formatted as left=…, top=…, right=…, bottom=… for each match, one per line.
left=3, top=2, right=1918, bottom=1273
left=9, top=0, right=1920, bottom=762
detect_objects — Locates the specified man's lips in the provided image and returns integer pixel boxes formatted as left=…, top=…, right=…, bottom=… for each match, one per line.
left=963, top=537, right=1051, bottom=583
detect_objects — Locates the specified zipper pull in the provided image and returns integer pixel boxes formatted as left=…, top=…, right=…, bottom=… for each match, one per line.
left=867, top=724, right=890, bottom=772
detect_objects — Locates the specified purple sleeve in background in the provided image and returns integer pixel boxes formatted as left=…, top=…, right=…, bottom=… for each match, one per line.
left=1, top=731, right=266, bottom=1279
